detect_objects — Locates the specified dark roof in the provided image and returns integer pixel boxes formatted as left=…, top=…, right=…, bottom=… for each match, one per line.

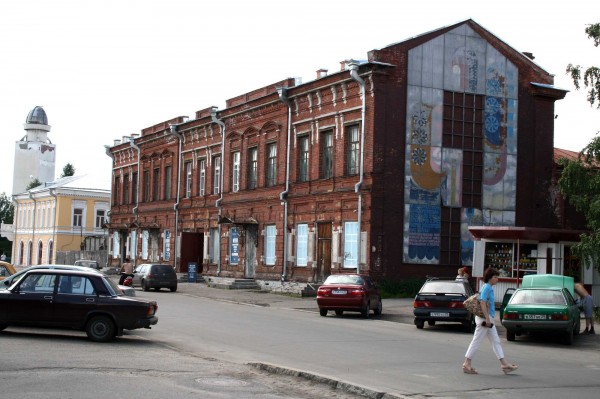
left=25, top=106, right=48, bottom=125
left=468, top=226, right=585, bottom=242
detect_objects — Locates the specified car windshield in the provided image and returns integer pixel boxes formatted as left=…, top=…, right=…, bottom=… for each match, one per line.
left=324, top=275, right=364, bottom=285
left=510, top=289, right=566, bottom=305
left=420, top=281, right=466, bottom=295
left=152, top=265, right=174, bottom=274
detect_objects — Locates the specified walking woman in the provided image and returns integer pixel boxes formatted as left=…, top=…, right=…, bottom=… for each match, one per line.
left=463, top=267, right=518, bottom=375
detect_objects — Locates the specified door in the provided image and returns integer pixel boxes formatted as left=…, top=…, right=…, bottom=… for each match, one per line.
left=150, top=230, right=160, bottom=262
left=52, top=275, right=98, bottom=327
left=317, top=223, right=332, bottom=283
left=6, top=272, right=57, bottom=325
left=180, top=232, right=204, bottom=273
left=245, top=225, right=258, bottom=278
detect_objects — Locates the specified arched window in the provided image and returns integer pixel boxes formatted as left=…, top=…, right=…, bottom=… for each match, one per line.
left=47, top=241, right=54, bottom=265
left=27, top=241, right=33, bottom=266
left=37, top=241, right=43, bottom=265
left=19, top=241, right=24, bottom=265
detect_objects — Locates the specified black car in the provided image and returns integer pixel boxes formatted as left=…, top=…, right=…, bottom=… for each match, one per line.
left=413, top=278, right=476, bottom=332
left=132, top=264, right=178, bottom=292
left=0, top=269, right=158, bottom=342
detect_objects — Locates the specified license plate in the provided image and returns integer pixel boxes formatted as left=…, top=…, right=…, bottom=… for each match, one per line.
left=524, top=314, right=547, bottom=320
left=332, top=290, right=347, bottom=295
left=431, top=312, right=450, bottom=317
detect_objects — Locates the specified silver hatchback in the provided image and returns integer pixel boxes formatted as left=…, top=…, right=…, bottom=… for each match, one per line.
left=132, top=264, right=178, bottom=292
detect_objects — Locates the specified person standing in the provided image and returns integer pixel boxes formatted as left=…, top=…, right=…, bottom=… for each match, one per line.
left=119, top=256, right=134, bottom=285
left=462, top=267, right=518, bottom=375
left=456, top=267, right=469, bottom=281
left=576, top=283, right=595, bottom=334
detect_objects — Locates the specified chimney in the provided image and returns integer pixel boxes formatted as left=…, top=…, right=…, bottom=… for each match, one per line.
left=317, top=69, right=328, bottom=79
left=114, top=139, right=121, bottom=146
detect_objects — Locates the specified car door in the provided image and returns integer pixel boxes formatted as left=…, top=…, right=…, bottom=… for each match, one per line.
left=6, top=272, right=57, bottom=325
left=132, top=265, right=146, bottom=286
left=52, top=274, right=99, bottom=327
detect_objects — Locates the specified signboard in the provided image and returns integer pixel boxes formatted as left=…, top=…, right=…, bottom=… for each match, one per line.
left=188, top=262, right=197, bottom=283
left=164, top=230, right=171, bottom=261
left=230, top=227, right=239, bottom=265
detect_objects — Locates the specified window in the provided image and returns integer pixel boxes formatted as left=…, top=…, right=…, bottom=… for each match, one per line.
left=123, top=174, right=130, bottom=204
left=143, top=170, right=150, bottom=202
left=164, top=165, right=172, bottom=200
left=320, top=130, right=333, bottom=179
left=232, top=152, right=240, bottom=192
left=185, top=161, right=192, bottom=198
left=199, top=159, right=206, bottom=196
left=153, top=168, right=160, bottom=201
left=346, top=125, right=360, bottom=176
left=113, top=176, right=120, bottom=205
left=213, top=156, right=221, bottom=195
left=209, top=228, right=220, bottom=263
left=296, top=224, right=308, bottom=266
left=247, top=148, right=257, bottom=189
left=440, top=207, right=461, bottom=265
left=343, top=221, right=358, bottom=268
left=73, top=208, right=83, bottom=227
left=132, top=172, right=138, bottom=204
left=266, top=143, right=277, bottom=187
left=95, top=209, right=106, bottom=229
left=298, top=135, right=309, bottom=182
left=265, top=225, right=276, bottom=265
left=37, top=241, right=43, bottom=265
left=48, top=241, right=53, bottom=265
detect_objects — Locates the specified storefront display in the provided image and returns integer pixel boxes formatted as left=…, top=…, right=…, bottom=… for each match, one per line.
left=484, top=242, right=538, bottom=278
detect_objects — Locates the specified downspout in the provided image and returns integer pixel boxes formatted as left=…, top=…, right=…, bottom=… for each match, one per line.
left=277, top=87, right=292, bottom=282
left=28, top=190, right=37, bottom=265
left=210, top=107, right=226, bottom=276
left=50, top=188, right=57, bottom=264
left=169, top=124, right=183, bottom=271
left=349, top=61, right=366, bottom=274
left=11, top=196, right=19, bottom=264
left=129, top=138, right=141, bottom=219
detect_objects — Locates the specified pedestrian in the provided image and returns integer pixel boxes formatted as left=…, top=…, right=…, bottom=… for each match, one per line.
left=462, top=267, right=518, bottom=375
left=119, top=256, right=134, bottom=285
left=575, top=283, right=595, bottom=334
left=0, top=252, right=6, bottom=261
left=456, top=267, right=469, bottom=281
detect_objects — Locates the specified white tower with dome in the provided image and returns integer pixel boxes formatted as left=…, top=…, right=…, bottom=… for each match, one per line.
left=12, top=106, right=56, bottom=194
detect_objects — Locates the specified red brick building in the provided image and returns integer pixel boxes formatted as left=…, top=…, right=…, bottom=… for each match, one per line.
left=106, top=20, right=576, bottom=286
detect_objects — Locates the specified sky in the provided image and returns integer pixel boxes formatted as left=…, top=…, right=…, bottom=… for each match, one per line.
left=1, top=0, right=598, bottom=196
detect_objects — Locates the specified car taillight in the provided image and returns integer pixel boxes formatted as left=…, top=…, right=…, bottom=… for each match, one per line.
left=147, top=305, right=156, bottom=317
left=350, top=288, right=365, bottom=297
left=413, top=300, right=432, bottom=308
left=503, top=313, right=519, bottom=320
left=317, top=288, right=331, bottom=296
left=449, top=301, right=464, bottom=308
left=551, top=313, right=568, bottom=321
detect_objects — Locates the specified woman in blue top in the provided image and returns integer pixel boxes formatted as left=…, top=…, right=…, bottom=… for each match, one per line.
left=462, top=267, right=518, bottom=375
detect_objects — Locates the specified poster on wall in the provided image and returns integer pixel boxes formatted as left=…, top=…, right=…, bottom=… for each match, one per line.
left=164, top=230, right=171, bottom=261
left=230, top=228, right=239, bottom=265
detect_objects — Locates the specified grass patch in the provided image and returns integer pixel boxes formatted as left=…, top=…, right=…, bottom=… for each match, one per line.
left=378, top=278, right=426, bottom=299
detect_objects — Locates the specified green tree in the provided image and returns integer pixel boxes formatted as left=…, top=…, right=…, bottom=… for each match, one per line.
left=566, top=23, right=600, bottom=107
left=26, top=178, right=42, bottom=190
left=60, top=163, right=76, bottom=178
left=559, top=22, right=600, bottom=272
left=0, top=192, right=14, bottom=224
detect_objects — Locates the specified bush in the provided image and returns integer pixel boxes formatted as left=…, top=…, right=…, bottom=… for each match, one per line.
left=378, top=278, right=426, bottom=299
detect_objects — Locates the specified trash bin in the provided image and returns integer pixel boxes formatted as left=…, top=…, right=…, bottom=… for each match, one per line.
left=188, top=262, right=197, bottom=283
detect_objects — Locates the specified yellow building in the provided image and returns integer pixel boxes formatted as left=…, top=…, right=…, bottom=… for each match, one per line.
left=10, top=175, right=110, bottom=266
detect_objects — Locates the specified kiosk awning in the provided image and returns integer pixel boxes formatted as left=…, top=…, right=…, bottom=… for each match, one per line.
left=468, top=226, right=585, bottom=242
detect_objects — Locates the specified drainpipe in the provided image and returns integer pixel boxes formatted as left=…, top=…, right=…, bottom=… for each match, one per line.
left=28, top=190, right=37, bottom=265
left=169, top=124, right=183, bottom=271
left=129, top=138, right=141, bottom=219
left=50, top=188, right=57, bottom=264
left=277, top=87, right=292, bottom=282
left=210, top=107, right=226, bottom=276
left=349, top=61, right=366, bottom=274
left=11, top=196, right=19, bottom=264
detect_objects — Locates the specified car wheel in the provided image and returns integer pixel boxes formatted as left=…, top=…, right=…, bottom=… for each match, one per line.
left=86, top=316, right=116, bottom=342
left=142, top=280, right=150, bottom=292
left=507, top=329, right=516, bottom=342
left=319, top=308, right=328, bottom=317
left=335, top=310, right=343, bottom=316
left=415, top=319, right=425, bottom=329
left=361, top=301, right=370, bottom=319
left=563, top=328, right=574, bottom=345
left=170, top=285, right=177, bottom=292
left=374, top=298, right=383, bottom=316
left=428, top=320, right=436, bottom=326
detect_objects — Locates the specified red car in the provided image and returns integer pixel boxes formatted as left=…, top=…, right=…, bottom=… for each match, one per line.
left=317, top=274, right=382, bottom=318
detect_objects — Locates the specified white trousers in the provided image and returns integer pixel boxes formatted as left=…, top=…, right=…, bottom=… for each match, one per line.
left=465, top=316, right=504, bottom=360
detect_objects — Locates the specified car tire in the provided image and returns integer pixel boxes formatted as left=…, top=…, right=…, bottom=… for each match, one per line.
left=428, top=320, right=436, bottom=326
left=319, top=308, right=328, bottom=317
left=415, top=319, right=425, bottom=329
left=142, top=280, right=150, bottom=292
left=563, top=328, right=574, bottom=345
left=335, top=310, right=343, bottom=316
left=374, top=298, right=383, bottom=316
left=86, top=316, right=116, bottom=342
left=507, top=329, right=516, bottom=342
left=361, top=301, right=370, bottom=319
left=170, top=285, right=177, bottom=292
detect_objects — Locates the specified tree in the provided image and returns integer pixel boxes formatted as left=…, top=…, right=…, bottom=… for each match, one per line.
left=26, top=178, right=42, bottom=190
left=60, top=163, right=76, bottom=178
left=0, top=192, right=14, bottom=224
left=559, top=22, right=600, bottom=272
left=566, top=23, right=600, bottom=108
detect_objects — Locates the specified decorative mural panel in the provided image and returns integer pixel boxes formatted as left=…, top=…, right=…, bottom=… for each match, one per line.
left=404, top=23, right=518, bottom=265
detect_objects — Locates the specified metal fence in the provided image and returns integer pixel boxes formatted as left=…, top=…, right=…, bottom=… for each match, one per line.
left=56, top=250, right=109, bottom=267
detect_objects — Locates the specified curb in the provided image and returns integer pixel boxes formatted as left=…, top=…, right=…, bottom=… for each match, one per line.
left=249, top=362, right=409, bottom=399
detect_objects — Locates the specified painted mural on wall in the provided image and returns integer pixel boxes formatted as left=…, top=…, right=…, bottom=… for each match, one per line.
left=403, top=24, right=518, bottom=264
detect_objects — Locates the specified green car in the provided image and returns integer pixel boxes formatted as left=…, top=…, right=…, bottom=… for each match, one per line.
left=500, top=275, right=581, bottom=345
